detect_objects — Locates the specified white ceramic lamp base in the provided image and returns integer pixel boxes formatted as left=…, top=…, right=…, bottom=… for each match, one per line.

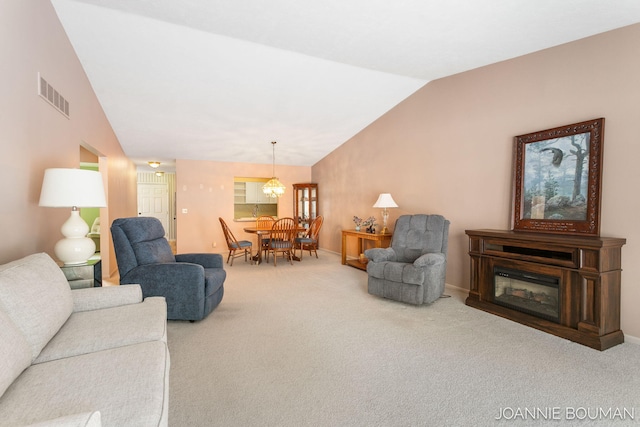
left=54, top=210, right=96, bottom=265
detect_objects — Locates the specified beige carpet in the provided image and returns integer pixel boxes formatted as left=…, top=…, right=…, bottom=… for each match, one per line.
left=167, top=251, right=640, bottom=426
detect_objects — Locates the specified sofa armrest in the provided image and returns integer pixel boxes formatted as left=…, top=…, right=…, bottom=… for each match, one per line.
left=71, top=285, right=142, bottom=313
left=26, top=411, right=102, bottom=427
left=364, top=247, right=396, bottom=263
left=175, top=253, right=224, bottom=268
left=413, top=252, right=445, bottom=268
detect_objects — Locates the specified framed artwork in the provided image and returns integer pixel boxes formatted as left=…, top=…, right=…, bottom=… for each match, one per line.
left=512, top=118, right=604, bottom=236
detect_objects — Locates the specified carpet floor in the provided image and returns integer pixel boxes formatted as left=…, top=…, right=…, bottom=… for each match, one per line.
left=167, top=251, right=640, bottom=426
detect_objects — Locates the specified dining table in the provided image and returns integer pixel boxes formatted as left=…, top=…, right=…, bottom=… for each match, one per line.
left=243, top=225, right=306, bottom=264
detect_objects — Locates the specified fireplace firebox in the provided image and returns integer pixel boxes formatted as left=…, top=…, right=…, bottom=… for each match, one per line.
left=493, top=267, right=560, bottom=323
left=466, top=229, right=626, bottom=350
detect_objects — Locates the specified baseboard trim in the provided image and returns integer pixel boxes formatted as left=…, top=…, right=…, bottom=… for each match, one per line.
left=624, top=334, right=640, bottom=346
left=445, top=283, right=467, bottom=293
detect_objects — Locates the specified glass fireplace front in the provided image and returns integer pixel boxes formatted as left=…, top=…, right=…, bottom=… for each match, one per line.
left=493, top=267, right=560, bottom=322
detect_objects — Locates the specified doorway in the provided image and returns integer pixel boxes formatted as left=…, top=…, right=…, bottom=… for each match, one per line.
left=79, top=146, right=101, bottom=255
left=79, top=144, right=107, bottom=280
left=137, top=183, right=170, bottom=237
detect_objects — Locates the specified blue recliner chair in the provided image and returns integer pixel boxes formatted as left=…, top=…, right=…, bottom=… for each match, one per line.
left=111, top=217, right=226, bottom=321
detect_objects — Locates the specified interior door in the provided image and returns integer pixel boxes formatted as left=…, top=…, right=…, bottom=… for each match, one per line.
left=138, top=183, right=169, bottom=236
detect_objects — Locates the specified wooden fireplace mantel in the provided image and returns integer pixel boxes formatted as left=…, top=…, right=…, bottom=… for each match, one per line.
left=465, top=229, right=626, bottom=350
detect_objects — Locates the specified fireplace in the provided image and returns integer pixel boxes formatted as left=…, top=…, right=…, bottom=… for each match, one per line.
left=465, top=229, right=626, bottom=350
left=493, top=267, right=560, bottom=323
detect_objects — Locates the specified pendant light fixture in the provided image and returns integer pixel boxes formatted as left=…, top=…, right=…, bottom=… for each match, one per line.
left=262, top=141, right=286, bottom=198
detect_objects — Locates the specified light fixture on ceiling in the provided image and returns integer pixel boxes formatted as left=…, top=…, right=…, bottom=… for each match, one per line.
left=39, top=168, right=107, bottom=265
left=148, top=161, right=161, bottom=168
left=262, top=141, right=286, bottom=198
left=155, top=171, right=165, bottom=177
left=373, top=193, right=398, bottom=235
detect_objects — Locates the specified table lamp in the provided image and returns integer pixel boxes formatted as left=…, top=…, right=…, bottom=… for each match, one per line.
left=373, top=193, right=398, bottom=235
left=39, top=168, right=107, bottom=265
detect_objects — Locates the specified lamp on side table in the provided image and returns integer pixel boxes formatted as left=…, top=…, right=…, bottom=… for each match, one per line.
left=373, top=193, right=398, bottom=235
left=39, top=168, right=107, bottom=266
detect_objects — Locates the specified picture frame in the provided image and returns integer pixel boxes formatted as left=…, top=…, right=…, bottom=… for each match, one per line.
left=512, top=118, right=604, bottom=236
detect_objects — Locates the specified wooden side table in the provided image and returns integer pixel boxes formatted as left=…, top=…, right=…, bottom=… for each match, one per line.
left=341, top=229, right=392, bottom=271
left=59, top=258, right=102, bottom=289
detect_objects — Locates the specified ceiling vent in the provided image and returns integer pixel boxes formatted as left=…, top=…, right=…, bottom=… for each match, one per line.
left=38, top=73, right=69, bottom=118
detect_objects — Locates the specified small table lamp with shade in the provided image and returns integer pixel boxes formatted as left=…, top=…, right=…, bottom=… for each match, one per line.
left=39, top=168, right=107, bottom=266
left=373, top=193, right=398, bottom=235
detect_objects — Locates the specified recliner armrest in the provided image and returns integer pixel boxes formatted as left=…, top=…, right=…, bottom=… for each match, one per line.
left=120, top=263, right=206, bottom=299
left=175, top=253, right=224, bottom=269
left=364, top=247, right=396, bottom=262
left=120, top=262, right=204, bottom=288
left=413, top=252, right=445, bottom=267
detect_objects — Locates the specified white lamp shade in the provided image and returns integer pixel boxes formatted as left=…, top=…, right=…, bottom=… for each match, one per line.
left=39, top=168, right=106, bottom=208
left=373, top=193, right=398, bottom=208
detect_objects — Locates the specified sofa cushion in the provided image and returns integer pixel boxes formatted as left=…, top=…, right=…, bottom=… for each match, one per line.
left=0, top=341, right=169, bottom=427
left=0, top=253, right=73, bottom=361
left=35, top=296, right=167, bottom=364
left=0, top=310, right=32, bottom=397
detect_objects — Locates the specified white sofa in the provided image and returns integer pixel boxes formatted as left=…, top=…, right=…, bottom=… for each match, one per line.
left=0, top=253, right=170, bottom=427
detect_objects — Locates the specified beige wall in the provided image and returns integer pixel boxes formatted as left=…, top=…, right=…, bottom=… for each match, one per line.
left=0, top=0, right=138, bottom=277
left=314, top=23, right=640, bottom=339
left=3, top=0, right=638, bottom=340
left=175, top=159, right=311, bottom=254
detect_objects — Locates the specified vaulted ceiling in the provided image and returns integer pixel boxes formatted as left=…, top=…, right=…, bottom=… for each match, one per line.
left=51, top=0, right=640, bottom=170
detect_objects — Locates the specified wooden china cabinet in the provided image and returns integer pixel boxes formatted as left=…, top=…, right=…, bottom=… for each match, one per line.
left=293, top=183, right=318, bottom=229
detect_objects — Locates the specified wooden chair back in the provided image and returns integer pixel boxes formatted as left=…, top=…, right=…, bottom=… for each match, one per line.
left=267, top=217, right=296, bottom=266
left=307, top=216, right=324, bottom=241
left=256, top=215, right=275, bottom=230
left=219, top=217, right=253, bottom=265
left=219, top=217, right=239, bottom=249
left=295, top=216, right=324, bottom=259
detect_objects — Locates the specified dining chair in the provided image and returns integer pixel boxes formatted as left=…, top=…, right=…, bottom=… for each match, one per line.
left=266, top=217, right=296, bottom=266
left=255, top=215, right=275, bottom=259
left=295, top=215, right=324, bottom=260
left=219, top=217, right=253, bottom=266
